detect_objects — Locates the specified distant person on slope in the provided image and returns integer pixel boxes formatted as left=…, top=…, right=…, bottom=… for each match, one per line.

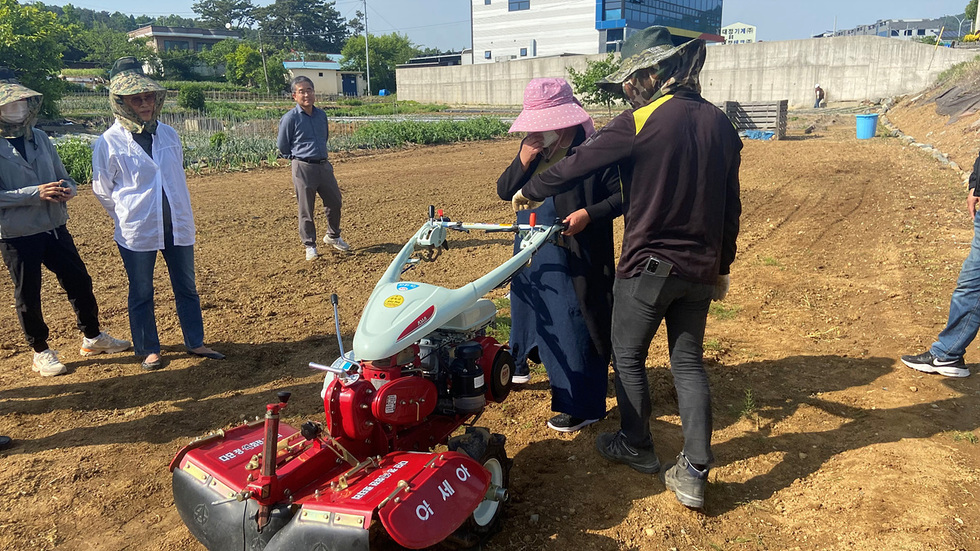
left=277, top=76, right=350, bottom=261
left=0, top=67, right=130, bottom=377
left=496, top=77, right=622, bottom=433
left=92, top=57, right=224, bottom=371
left=901, top=150, right=980, bottom=379
left=814, top=84, right=825, bottom=108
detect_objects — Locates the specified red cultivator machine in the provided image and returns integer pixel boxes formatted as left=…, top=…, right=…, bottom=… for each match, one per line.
left=169, top=209, right=564, bottom=550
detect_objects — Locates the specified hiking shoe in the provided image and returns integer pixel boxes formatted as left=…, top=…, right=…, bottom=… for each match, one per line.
left=900, top=351, right=970, bottom=378
left=32, top=349, right=67, bottom=377
left=595, top=431, right=661, bottom=474
left=323, top=235, right=350, bottom=252
left=664, top=452, right=709, bottom=509
left=547, top=413, right=599, bottom=433
left=305, top=246, right=319, bottom=261
left=511, top=363, right=531, bottom=384
left=80, top=332, right=131, bottom=356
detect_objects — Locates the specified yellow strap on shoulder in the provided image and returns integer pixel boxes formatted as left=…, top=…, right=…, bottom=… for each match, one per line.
left=633, top=94, right=674, bottom=135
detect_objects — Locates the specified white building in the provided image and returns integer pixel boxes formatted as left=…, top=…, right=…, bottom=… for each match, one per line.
left=470, top=0, right=726, bottom=64
left=471, top=0, right=598, bottom=64
left=283, top=57, right=365, bottom=97
left=721, top=22, right=756, bottom=44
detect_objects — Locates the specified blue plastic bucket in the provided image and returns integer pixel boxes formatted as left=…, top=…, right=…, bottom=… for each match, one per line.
left=855, top=114, right=878, bottom=139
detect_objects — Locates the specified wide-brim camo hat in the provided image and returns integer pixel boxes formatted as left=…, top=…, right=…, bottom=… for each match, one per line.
left=0, top=67, right=43, bottom=139
left=508, top=78, right=592, bottom=133
left=596, top=26, right=703, bottom=95
left=108, top=56, right=166, bottom=133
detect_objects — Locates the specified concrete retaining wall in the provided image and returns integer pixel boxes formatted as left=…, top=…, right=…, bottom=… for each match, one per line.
left=397, top=35, right=979, bottom=108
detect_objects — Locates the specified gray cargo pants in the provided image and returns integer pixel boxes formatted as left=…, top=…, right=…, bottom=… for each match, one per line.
left=292, top=158, right=342, bottom=247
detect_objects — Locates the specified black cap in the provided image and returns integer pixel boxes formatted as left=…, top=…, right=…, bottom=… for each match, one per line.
left=109, top=56, right=144, bottom=79
left=0, top=67, right=19, bottom=84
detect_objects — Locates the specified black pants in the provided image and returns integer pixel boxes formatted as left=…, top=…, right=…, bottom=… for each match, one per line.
left=611, top=272, right=715, bottom=467
left=0, top=226, right=100, bottom=353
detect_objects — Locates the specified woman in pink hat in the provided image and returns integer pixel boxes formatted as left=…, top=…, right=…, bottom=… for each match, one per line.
left=496, top=78, right=622, bottom=433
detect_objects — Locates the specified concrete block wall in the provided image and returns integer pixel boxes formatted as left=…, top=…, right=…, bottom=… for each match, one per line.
left=397, top=35, right=978, bottom=108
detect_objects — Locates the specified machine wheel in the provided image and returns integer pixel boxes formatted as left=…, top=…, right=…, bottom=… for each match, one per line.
left=487, top=349, right=514, bottom=403
left=443, top=427, right=510, bottom=549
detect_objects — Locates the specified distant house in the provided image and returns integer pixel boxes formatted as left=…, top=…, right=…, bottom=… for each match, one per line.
left=283, top=57, right=365, bottom=97
left=127, top=25, right=239, bottom=53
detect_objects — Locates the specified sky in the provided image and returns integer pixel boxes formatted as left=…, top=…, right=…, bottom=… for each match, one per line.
left=42, top=0, right=975, bottom=50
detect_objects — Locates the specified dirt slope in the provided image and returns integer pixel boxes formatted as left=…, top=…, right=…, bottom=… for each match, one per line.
left=0, top=119, right=978, bottom=550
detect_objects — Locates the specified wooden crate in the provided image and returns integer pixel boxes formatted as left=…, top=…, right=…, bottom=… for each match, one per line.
left=723, top=100, right=788, bottom=140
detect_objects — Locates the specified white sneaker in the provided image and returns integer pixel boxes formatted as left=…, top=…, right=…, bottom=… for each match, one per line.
left=323, top=235, right=350, bottom=252
left=33, top=349, right=67, bottom=377
left=305, top=246, right=319, bottom=261
left=80, top=332, right=131, bottom=356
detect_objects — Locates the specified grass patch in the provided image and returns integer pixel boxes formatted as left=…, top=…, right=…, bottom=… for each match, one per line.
left=709, top=302, right=741, bottom=320
left=936, top=55, right=980, bottom=86
left=947, top=431, right=978, bottom=444
left=760, top=255, right=781, bottom=267
left=704, top=338, right=723, bottom=351
left=350, top=117, right=509, bottom=148
left=327, top=100, right=447, bottom=117
left=54, top=138, right=94, bottom=184
left=486, top=298, right=512, bottom=344
left=736, top=388, right=757, bottom=420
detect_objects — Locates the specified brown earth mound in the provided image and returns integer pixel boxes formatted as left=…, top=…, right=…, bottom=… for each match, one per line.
left=1, top=118, right=978, bottom=550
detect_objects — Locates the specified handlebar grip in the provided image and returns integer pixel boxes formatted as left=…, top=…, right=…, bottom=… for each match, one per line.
left=428, top=205, right=435, bottom=219
left=330, top=293, right=339, bottom=305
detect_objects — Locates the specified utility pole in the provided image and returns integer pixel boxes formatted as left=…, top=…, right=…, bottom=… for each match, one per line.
left=363, top=0, right=372, bottom=96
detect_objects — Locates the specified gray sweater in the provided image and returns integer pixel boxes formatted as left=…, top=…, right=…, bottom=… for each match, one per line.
left=0, top=128, right=78, bottom=239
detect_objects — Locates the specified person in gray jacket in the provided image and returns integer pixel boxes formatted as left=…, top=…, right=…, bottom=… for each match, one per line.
left=0, top=69, right=130, bottom=377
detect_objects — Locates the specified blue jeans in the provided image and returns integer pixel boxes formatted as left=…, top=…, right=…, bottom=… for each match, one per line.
left=117, top=244, right=204, bottom=356
left=611, top=272, right=715, bottom=467
left=931, top=212, right=980, bottom=360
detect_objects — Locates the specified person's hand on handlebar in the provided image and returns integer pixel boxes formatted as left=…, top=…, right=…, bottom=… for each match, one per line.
left=562, top=208, right=591, bottom=236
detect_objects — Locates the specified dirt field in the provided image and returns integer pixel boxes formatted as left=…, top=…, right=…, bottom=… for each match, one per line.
left=1, top=110, right=979, bottom=551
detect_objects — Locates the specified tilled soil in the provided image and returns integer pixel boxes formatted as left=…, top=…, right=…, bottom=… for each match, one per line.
left=1, top=113, right=978, bottom=551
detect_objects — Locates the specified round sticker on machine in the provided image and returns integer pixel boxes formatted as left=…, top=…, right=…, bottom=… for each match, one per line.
left=384, top=295, right=404, bottom=308
left=396, top=283, right=419, bottom=291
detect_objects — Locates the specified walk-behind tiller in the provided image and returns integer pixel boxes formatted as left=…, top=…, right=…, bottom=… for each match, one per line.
left=169, top=207, right=564, bottom=550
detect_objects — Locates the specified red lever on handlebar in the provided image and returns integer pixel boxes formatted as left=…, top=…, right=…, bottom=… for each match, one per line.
left=529, top=212, right=536, bottom=227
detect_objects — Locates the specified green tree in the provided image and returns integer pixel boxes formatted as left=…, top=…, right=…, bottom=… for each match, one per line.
left=158, top=48, right=200, bottom=80
left=566, top=53, right=626, bottom=115
left=223, top=42, right=287, bottom=90
left=259, top=0, right=349, bottom=53
left=968, top=0, right=978, bottom=25
left=179, top=83, right=206, bottom=110
left=0, top=0, right=71, bottom=116
left=75, top=27, right=152, bottom=69
left=193, top=0, right=255, bottom=29
left=341, top=32, right=417, bottom=93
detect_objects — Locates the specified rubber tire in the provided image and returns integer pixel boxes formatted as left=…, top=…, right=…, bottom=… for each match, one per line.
left=488, top=349, right=515, bottom=403
left=442, top=427, right=510, bottom=550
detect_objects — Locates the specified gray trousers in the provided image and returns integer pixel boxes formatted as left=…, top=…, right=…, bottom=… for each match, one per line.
left=291, top=159, right=342, bottom=247
left=611, top=272, right=715, bottom=467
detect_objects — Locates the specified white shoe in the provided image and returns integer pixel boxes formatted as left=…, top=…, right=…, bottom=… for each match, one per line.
left=33, top=349, right=67, bottom=377
left=305, top=246, right=319, bottom=261
left=323, top=235, right=350, bottom=252
left=80, top=332, right=131, bottom=356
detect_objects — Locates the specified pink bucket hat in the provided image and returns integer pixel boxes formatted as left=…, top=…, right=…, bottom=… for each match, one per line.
left=508, top=78, right=592, bottom=133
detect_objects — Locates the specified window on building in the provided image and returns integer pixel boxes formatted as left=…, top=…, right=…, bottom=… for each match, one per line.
left=484, top=50, right=492, bottom=59
left=164, top=40, right=190, bottom=51
left=508, top=0, right=529, bottom=11
left=520, top=47, right=528, bottom=56
left=194, top=42, right=213, bottom=52
left=485, top=0, right=491, bottom=4
left=917, top=29, right=925, bottom=35
left=319, top=72, right=324, bottom=77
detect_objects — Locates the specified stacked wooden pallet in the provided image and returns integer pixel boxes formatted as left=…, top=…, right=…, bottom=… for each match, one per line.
left=723, top=100, right=788, bottom=140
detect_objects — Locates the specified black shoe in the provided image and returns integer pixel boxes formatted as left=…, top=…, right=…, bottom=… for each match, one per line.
left=900, top=351, right=969, bottom=378
left=547, top=413, right=599, bottom=433
left=595, top=431, right=661, bottom=474
left=663, top=453, right=708, bottom=509
left=189, top=349, right=226, bottom=360
left=141, top=357, right=165, bottom=371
